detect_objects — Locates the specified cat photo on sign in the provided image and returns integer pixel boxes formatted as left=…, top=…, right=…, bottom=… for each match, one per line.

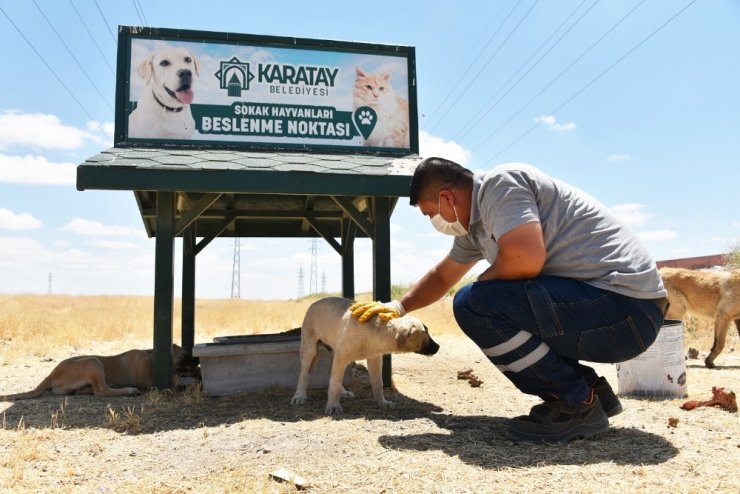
left=352, top=67, right=409, bottom=148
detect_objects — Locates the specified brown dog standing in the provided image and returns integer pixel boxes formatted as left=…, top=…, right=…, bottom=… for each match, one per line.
left=290, top=297, right=439, bottom=414
left=660, top=267, right=740, bottom=367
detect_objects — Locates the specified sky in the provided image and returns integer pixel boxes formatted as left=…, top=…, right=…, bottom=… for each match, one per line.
left=0, top=0, right=738, bottom=300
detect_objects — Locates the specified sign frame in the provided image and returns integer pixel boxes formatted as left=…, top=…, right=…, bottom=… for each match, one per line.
left=114, top=26, right=418, bottom=156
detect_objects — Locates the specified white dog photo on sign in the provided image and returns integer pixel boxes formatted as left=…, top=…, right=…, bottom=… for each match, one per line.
left=128, top=46, right=200, bottom=139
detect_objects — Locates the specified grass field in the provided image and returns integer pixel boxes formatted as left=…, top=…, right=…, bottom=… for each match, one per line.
left=1, top=294, right=738, bottom=493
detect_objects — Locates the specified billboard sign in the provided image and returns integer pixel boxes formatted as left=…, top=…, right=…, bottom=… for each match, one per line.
left=115, top=26, right=418, bottom=155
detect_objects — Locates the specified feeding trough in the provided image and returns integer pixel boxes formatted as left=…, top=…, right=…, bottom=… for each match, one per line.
left=193, top=332, right=349, bottom=396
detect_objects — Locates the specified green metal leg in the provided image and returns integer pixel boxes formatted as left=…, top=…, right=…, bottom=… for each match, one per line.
left=153, top=191, right=175, bottom=389
left=372, top=197, right=392, bottom=387
left=342, top=219, right=356, bottom=299
left=182, top=226, right=196, bottom=354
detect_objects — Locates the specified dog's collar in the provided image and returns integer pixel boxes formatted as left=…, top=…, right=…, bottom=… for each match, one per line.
left=152, top=90, right=184, bottom=113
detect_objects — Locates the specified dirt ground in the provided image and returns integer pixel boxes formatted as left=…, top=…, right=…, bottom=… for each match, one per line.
left=1, top=332, right=739, bottom=493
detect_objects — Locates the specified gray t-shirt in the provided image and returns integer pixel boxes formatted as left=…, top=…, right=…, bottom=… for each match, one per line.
left=449, top=163, right=667, bottom=299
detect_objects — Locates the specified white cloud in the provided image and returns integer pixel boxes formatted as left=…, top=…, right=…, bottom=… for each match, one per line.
left=90, top=240, right=139, bottom=249
left=535, top=114, right=576, bottom=133
left=610, top=203, right=651, bottom=226
left=607, top=154, right=632, bottom=162
left=86, top=121, right=115, bottom=146
left=0, top=208, right=43, bottom=230
left=0, top=111, right=93, bottom=151
left=61, top=218, right=143, bottom=237
left=0, top=234, right=155, bottom=295
left=672, top=247, right=692, bottom=255
left=0, top=153, right=76, bottom=185
left=638, top=229, right=678, bottom=242
left=733, top=222, right=740, bottom=229
left=419, top=131, right=472, bottom=165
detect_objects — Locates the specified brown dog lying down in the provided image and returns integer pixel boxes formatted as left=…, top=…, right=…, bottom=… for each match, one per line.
left=1, top=344, right=200, bottom=400
left=659, top=267, right=740, bottom=368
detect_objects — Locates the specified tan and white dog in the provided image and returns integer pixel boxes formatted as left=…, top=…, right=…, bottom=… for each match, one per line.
left=2, top=344, right=200, bottom=400
left=660, top=267, right=740, bottom=368
left=128, top=47, right=200, bottom=139
left=290, top=297, right=439, bottom=414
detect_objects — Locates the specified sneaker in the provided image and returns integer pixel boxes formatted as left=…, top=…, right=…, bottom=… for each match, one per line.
left=505, top=394, right=609, bottom=444
left=592, top=376, right=623, bottom=417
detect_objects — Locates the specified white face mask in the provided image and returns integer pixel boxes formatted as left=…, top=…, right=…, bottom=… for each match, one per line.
left=430, top=195, right=468, bottom=236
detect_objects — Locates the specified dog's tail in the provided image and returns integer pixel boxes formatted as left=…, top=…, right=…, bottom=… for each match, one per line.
left=1, top=376, right=52, bottom=400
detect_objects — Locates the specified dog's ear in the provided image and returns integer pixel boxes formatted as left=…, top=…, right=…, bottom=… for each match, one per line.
left=189, top=51, right=201, bottom=76
left=395, top=329, right=408, bottom=346
left=137, top=54, right=154, bottom=83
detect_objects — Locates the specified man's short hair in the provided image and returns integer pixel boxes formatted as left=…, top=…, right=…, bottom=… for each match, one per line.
left=409, top=157, right=473, bottom=206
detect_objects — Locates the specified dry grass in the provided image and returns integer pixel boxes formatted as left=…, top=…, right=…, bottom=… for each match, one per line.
left=1, top=294, right=738, bottom=493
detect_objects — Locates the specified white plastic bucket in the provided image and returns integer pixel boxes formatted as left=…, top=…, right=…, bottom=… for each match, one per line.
left=615, top=320, right=688, bottom=398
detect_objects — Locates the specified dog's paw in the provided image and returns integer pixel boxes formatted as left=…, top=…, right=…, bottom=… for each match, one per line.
left=290, top=394, right=307, bottom=406
left=325, top=402, right=343, bottom=415
left=378, top=399, right=396, bottom=409
left=340, top=388, right=355, bottom=400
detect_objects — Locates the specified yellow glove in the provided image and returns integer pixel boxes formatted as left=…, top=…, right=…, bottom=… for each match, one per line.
left=349, top=300, right=406, bottom=322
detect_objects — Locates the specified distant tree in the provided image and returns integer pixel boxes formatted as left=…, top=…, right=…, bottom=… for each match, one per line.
left=726, top=241, right=740, bottom=269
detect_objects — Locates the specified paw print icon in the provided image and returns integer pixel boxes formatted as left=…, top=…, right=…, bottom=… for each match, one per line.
left=353, top=106, right=378, bottom=140
left=359, top=110, right=374, bottom=126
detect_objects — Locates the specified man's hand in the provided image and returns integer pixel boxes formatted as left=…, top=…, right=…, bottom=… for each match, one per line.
left=349, top=300, right=405, bottom=322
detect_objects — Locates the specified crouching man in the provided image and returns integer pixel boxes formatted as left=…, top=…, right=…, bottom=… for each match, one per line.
left=352, top=157, right=668, bottom=444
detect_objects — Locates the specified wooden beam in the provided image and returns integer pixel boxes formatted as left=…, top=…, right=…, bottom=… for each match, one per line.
left=305, top=217, right=342, bottom=255
left=332, top=196, right=374, bottom=240
left=175, top=192, right=222, bottom=236
left=143, top=209, right=345, bottom=220
left=195, top=216, right=235, bottom=255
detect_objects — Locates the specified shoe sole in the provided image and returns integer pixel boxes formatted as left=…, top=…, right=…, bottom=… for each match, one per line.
left=603, top=402, right=623, bottom=417
left=505, top=415, right=610, bottom=444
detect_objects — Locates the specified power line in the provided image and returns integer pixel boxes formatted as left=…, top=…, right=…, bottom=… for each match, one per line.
left=454, top=0, right=598, bottom=142
left=423, top=0, right=521, bottom=126
left=32, top=0, right=114, bottom=112
left=471, top=0, right=648, bottom=153
left=427, top=0, right=541, bottom=134
left=486, top=0, right=698, bottom=163
left=93, top=0, right=117, bottom=45
left=131, top=0, right=147, bottom=25
left=67, top=0, right=115, bottom=76
left=0, top=5, right=96, bottom=121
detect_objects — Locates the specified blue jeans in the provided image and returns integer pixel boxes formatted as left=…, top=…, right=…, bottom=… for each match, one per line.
left=452, top=276, right=664, bottom=406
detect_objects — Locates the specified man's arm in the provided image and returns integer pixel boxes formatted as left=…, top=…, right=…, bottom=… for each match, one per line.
left=399, top=255, right=477, bottom=312
left=477, top=221, right=546, bottom=281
